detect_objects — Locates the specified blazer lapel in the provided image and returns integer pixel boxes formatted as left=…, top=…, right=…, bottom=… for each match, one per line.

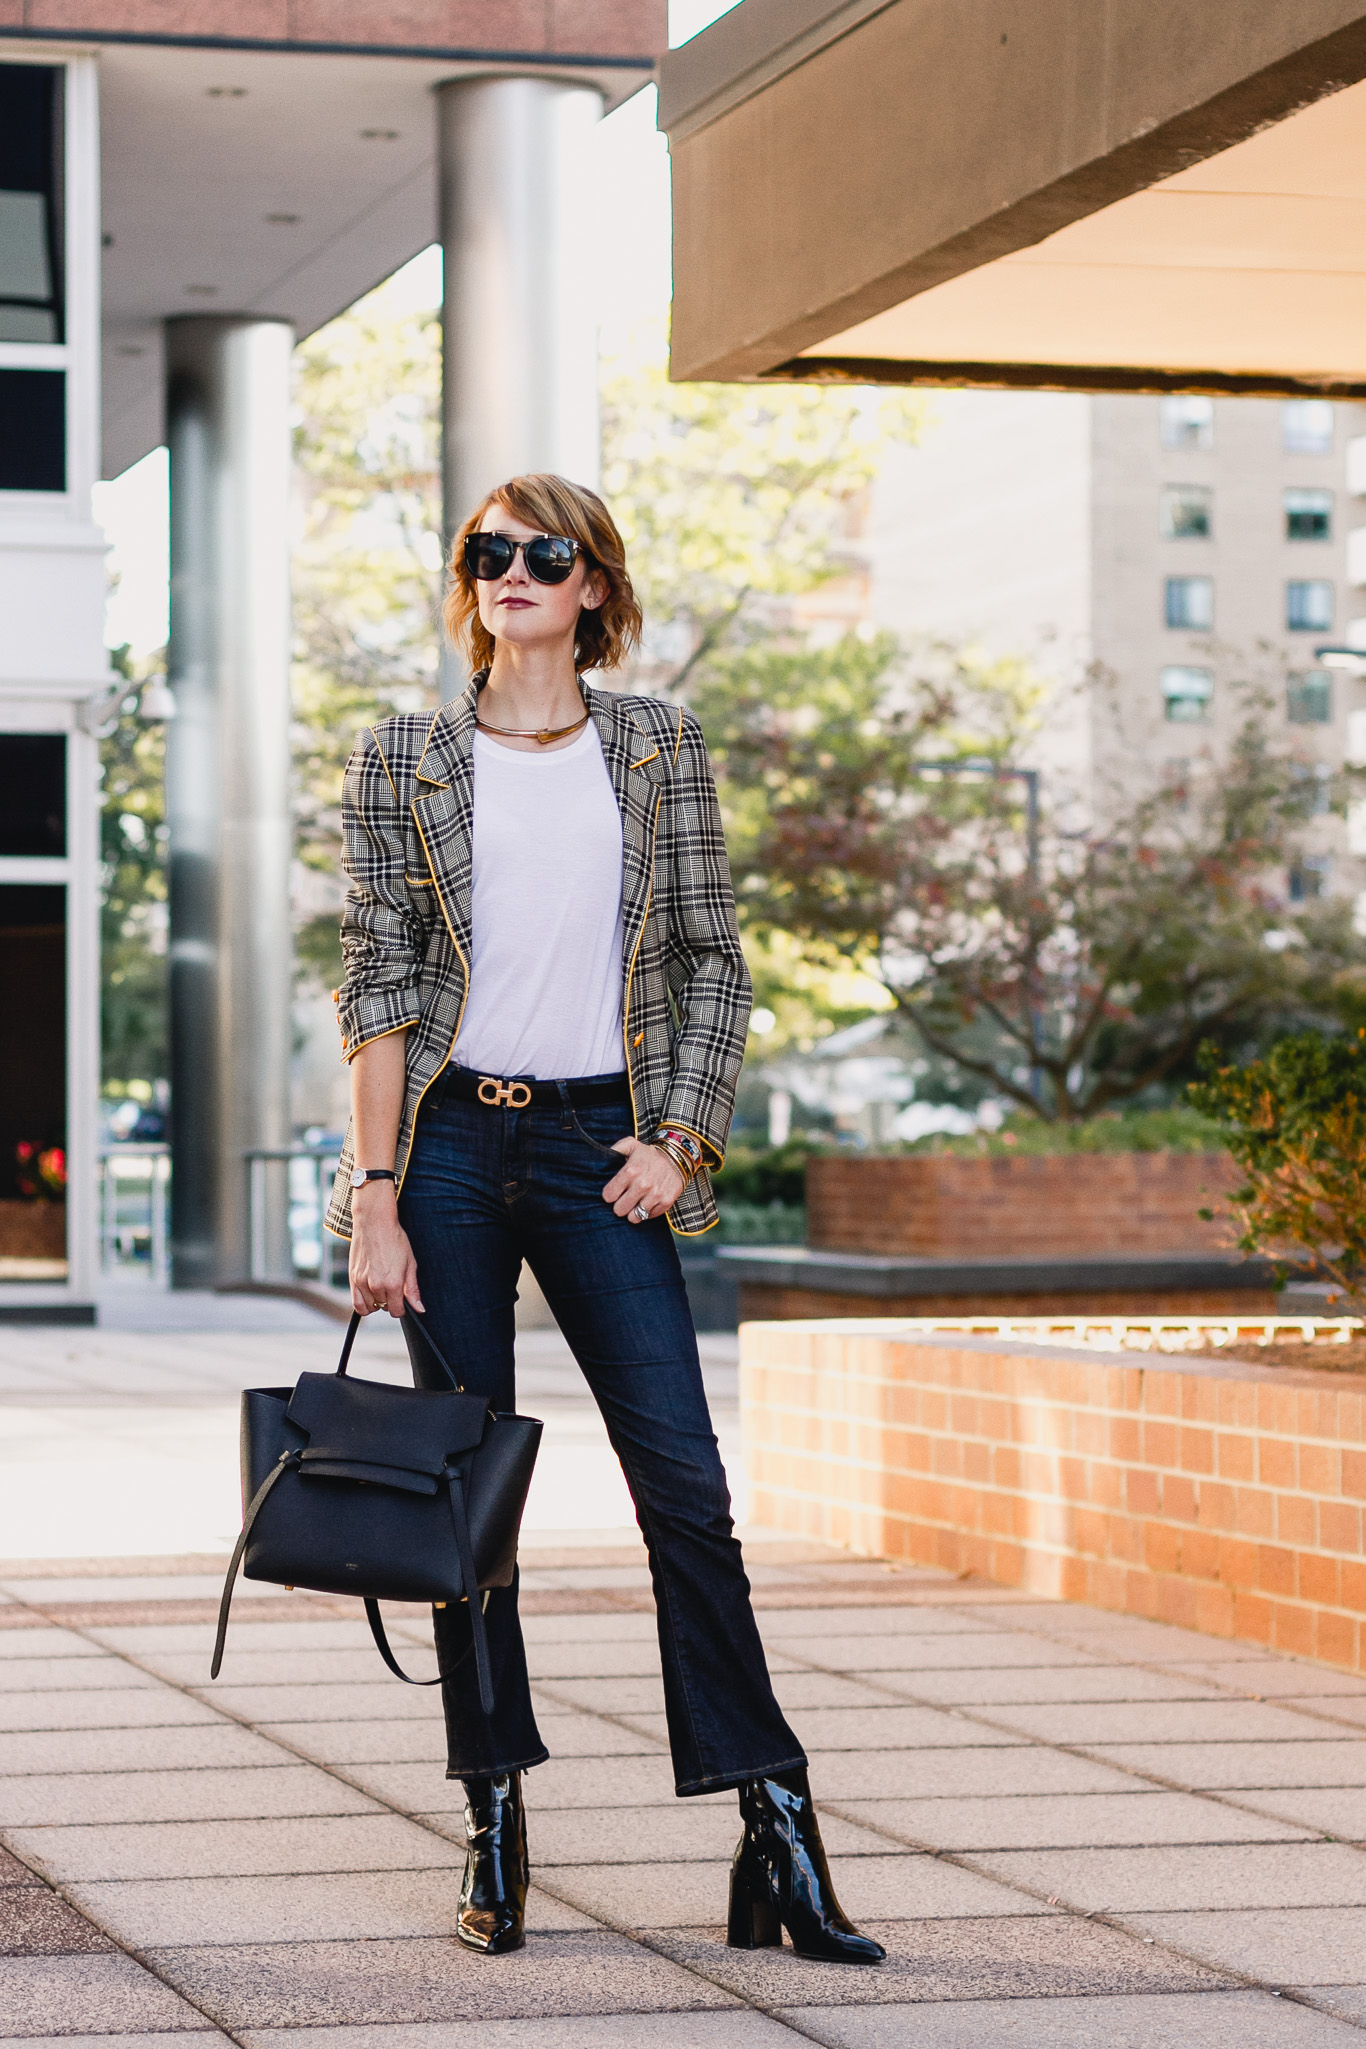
left=410, top=682, right=479, bottom=970
left=587, top=683, right=669, bottom=977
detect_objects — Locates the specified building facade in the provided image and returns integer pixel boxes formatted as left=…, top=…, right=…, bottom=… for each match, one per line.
left=0, top=8, right=663, bottom=1317
left=870, top=388, right=1366, bottom=911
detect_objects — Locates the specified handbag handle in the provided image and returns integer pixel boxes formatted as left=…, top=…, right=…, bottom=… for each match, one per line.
left=336, top=1308, right=464, bottom=1393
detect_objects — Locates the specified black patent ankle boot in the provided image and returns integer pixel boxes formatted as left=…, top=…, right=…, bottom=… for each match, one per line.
left=456, top=1772, right=527, bottom=1954
left=729, top=1767, right=885, bottom=1965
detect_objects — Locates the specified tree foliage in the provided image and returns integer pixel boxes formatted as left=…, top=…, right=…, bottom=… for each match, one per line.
left=290, top=282, right=443, bottom=987
left=698, top=636, right=1363, bottom=1119
left=98, top=649, right=168, bottom=1088
left=602, top=326, right=927, bottom=691
left=1190, top=1031, right=1366, bottom=1306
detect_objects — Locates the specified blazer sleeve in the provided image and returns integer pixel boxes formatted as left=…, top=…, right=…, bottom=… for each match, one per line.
left=335, top=727, right=428, bottom=1061
left=658, top=709, right=752, bottom=1164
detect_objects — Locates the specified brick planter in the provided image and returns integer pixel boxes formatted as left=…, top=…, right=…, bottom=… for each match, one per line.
left=0, top=1200, right=65, bottom=1260
left=741, top=1321, right=1366, bottom=1670
left=807, top=1150, right=1237, bottom=1259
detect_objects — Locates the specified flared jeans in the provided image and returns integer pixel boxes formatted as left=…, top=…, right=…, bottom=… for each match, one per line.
left=397, top=1071, right=806, bottom=1796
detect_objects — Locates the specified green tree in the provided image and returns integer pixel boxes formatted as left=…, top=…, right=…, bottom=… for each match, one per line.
left=290, top=280, right=443, bottom=988
left=602, top=323, right=928, bottom=690
left=98, top=648, right=168, bottom=1089
left=699, top=641, right=1363, bottom=1120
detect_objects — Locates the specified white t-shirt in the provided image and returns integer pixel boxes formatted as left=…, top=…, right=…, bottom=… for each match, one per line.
left=452, top=723, right=626, bottom=1080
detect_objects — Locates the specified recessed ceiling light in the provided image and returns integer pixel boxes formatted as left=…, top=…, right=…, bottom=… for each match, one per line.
left=264, top=212, right=300, bottom=224
left=186, top=284, right=218, bottom=296
left=359, top=128, right=400, bottom=140
left=207, top=86, right=247, bottom=98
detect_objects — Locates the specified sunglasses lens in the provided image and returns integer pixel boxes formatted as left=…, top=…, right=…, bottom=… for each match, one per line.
left=464, top=533, right=514, bottom=581
left=524, top=536, right=578, bottom=584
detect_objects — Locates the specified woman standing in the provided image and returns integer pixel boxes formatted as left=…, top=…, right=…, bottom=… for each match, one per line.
left=326, top=474, right=882, bottom=1967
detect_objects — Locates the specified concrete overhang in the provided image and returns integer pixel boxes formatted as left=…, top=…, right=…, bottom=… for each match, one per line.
left=1, top=9, right=661, bottom=475
left=658, top=0, right=1366, bottom=395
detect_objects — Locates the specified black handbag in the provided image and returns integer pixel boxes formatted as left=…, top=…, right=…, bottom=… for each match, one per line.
left=212, top=1311, right=541, bottom=1714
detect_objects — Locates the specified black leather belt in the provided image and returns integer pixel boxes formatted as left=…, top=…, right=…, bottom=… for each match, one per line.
left=436, top=1064, right=630, bottom=1111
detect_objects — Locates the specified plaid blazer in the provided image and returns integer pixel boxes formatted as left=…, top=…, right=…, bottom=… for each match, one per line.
left=324, top=674, right=751, bottom=1240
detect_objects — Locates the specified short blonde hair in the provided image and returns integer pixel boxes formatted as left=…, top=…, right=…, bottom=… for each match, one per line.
left=443, top=473, right=643, bottom=674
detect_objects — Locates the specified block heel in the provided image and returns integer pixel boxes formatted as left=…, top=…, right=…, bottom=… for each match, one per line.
left=727, top=1854, right=783, bottom=1948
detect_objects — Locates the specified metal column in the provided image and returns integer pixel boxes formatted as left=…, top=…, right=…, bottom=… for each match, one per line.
left=437, top=73, right=603, bottom=552
left=164, top=317, right=294, bottom=1287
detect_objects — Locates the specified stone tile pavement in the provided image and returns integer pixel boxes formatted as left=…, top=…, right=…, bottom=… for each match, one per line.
left=5, top=1314, right=1366, bottom=2040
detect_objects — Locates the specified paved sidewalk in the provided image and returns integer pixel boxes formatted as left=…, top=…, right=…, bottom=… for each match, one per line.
left=5, top=1320, right=1366, bottom=2042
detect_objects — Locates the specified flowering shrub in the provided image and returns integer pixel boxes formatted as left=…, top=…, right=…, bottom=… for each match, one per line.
left=14, top=1142, right=66, bottom=1201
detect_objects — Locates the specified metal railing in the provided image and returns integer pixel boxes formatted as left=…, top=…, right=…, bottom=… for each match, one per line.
left=244, top=1144, right=345, bottom=1284
left=98, top=1143, right=171, bottom=1284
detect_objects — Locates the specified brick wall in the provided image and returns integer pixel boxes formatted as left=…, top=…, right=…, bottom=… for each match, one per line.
left=740, top=1321, right=1366, bottom=1671
left=807, top=1151, right=1237, bottom=1258
left=739, top=1283, right=1278, bottom=1323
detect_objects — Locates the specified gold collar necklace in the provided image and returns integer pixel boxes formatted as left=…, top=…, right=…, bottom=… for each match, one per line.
left=474, top=708, right=590, bottom=746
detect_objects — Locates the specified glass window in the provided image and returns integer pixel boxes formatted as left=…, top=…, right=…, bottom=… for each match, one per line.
left=1285, top=488, right=1333, bottom=541
left=1161, top=665, right=1213, bottom=722
left=0, top=65, right=61, bottom=346
left=1287, top=671, right=1333, bottom=724
left=0, top=734, right=64, bottom=854
left=1287, top=580, right=1333, bottom=632
left=0, top=368, right=64, bottom=491
left=0, top=883, right=66, bottom=1281
left=1160, top=484, right=1212, bottom=540
left=1165, top=576, right=1214, bottom=630
left=1283, top=400, right=1334, bottom=455
left=1289, top=854, right=1331, bottom=901
left=1160, top=396, right=1214, bottom=450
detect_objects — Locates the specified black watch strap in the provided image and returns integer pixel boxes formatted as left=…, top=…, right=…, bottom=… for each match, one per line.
left=352, top=1168, right=397, bottom=1188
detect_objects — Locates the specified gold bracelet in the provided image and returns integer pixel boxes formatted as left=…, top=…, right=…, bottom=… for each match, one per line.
left=652, top=1139, right=697, bottom=1186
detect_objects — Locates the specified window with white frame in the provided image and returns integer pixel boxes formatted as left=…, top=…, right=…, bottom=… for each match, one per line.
left=1159, top=396, right=1213, bottom=451
left=1160, top=484, right=1212, bottom=540
left=1285, top=488, right=1333, bottom=542
left=1283, top=400, right=1334, bottom=455
left=1287, top=671, right=1333, bottom=724
left=1286, top=581, right=1333, bottom=632
left=0, top=62, right=65, bottom=493
left=1161, top=666, right=1213, bottom=722
left=1165, top=576, right=1214, bottom=630
left=1289, top=853, right=1331, bottom=901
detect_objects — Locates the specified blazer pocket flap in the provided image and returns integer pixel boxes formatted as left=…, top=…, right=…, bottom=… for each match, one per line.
left=286, top=1372, right=488, bottom=1467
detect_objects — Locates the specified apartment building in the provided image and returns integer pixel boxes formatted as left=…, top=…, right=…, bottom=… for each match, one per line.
left=869, top=389, right=1366, bottom=908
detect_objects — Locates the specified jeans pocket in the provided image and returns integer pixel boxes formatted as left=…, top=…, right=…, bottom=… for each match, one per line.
left=569, top=1106, right=631, bottom=1159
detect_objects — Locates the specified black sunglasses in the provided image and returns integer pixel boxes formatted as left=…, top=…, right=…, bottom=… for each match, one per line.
left=464, top=530, right=583, bottom=586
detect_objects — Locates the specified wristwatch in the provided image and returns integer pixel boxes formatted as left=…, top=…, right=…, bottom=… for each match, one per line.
left=350, top=1168, right=397, bottom=1190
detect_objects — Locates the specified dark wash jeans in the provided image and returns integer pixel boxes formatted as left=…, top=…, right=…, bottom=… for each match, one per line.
left=396, top=1068, right=806, bottom=1796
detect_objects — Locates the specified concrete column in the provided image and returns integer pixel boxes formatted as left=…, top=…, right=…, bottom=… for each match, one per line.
left=437, top=73, right=603, bottom=554
left=164, top=316, right=294, bottom=1288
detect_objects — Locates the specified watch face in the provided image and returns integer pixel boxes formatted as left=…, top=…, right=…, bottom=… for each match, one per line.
left=350, top=1169, right=367, bottom=1190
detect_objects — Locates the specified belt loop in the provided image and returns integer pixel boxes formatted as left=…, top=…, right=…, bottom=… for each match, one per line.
left=555, top=1080, right=573, bottom=1130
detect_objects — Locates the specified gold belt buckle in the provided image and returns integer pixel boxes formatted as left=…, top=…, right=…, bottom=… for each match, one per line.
left=477, top=1075, right=533, bottom=1109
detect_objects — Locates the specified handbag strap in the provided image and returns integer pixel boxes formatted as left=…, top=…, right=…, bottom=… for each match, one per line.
left=211, top=1451, right=301, bottom=1680
left=364, top=1467, right=493, bottom=1712
left=212, top=1447, right=496, bottom=1715
left=336, top=1308, right=464, bottom=1392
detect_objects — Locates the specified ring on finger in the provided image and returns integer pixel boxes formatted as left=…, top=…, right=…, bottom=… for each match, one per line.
left=631, top=1202, right=650, bottom=1223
